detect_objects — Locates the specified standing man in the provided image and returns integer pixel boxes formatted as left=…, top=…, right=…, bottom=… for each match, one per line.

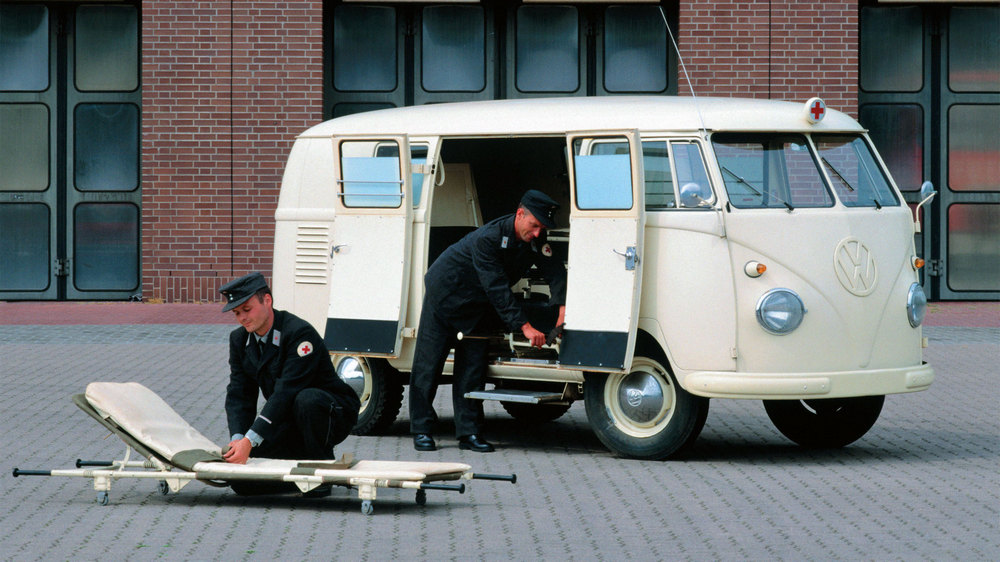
left=220, top=272, right=360, bottom=481
left=410, top=190, right=567, bottom=453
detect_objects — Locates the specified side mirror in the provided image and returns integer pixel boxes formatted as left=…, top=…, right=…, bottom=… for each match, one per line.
left=914, top=181, right=937, bottom=234
left=679, top=182, right=712, bottom=208
left=919, top=181, right=936, bottom=202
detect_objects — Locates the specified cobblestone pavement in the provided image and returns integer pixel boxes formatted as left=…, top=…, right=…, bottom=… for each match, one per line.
left=0, top=323, right=996, bottom=561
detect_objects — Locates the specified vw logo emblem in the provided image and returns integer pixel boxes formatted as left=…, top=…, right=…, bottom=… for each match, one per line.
left=834, top=237, right=877, bottom=296
left=626, top=388, right=643, bottom=407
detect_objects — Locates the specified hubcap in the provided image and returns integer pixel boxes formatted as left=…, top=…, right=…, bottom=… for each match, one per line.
left=335, top=356, right=371, bottom=411
left=606, top=358, right=675, bottom=438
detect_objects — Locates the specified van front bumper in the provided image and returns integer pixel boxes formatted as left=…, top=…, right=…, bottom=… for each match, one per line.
left=682, top=362, right=933, bottom=400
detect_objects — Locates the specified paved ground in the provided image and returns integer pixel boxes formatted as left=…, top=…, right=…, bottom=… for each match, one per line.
left=0, top=303, right=997, bottom=560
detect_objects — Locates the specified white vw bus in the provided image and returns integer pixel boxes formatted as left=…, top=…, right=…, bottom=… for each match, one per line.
left=271, top=96, right=934, bottom=460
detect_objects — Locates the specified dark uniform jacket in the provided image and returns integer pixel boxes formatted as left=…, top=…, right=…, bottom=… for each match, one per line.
left=226, top=309, right=359, bottom=442
left=424, top=213, right=567, bottom=334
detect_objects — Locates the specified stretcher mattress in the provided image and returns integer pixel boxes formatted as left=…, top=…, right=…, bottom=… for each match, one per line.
left=83, top=382, right=472, bottom=482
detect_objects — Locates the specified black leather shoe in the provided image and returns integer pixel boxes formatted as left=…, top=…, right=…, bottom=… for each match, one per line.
left=413, top=433, right=437, bottom=451
left=458, top=434, right=495, bottom=453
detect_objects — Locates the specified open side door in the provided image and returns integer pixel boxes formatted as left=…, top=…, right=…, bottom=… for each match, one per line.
left=560, top=130, right=645, bottom=372
left=326, top=135, right=412, bottom=356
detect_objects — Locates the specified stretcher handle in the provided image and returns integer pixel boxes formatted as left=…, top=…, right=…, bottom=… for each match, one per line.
left=76, top=459, right=114, bottom=468
left=420, top=482, right=466, bottom=494
left=472, top=473, right=517, bottom=484
left=12, top=468, right=51, bottom=477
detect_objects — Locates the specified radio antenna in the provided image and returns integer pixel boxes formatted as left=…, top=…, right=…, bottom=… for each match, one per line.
left=659, top=6, right=707, bottom=137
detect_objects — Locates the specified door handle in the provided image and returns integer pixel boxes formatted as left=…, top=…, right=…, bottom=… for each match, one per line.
left=613, top=246, right=639, bottom=271
left=330, top=244, right=349, bottom=257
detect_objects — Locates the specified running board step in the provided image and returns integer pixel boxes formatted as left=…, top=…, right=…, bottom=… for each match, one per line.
left=464, top=389, right=563, bottom=404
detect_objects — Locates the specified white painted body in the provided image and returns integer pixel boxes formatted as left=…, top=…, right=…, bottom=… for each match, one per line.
left=272, top=96, right=932, bottom=401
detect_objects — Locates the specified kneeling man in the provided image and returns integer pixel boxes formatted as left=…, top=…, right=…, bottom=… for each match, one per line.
left=220, top=272, right=360, bottom=474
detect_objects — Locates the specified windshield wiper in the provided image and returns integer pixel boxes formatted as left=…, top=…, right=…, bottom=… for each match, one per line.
left=720, top=165, right=794, bottom=211
left=821, top=157, right=855, bottom=192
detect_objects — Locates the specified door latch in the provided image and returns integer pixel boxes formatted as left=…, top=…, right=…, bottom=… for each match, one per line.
left=613, top=246, right=639, bottom=271
left=54, top=258, right=70, bottom=277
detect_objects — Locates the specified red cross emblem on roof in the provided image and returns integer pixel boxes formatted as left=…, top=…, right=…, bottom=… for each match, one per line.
left=805, top=97, right=826, bottom=124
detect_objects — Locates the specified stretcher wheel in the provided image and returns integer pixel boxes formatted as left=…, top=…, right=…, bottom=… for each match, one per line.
left=415, top=489, right=427, bottom=506
left=158, top=480, right=169, bottom=495
left=97, top=491, right=109, bottom=506
left=360, top=500, right=374, bottom=516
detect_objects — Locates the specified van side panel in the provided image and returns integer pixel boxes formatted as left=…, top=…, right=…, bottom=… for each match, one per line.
left=273, top=137, right=338, bottom=334
left=642, top=212, right=737, bottom=374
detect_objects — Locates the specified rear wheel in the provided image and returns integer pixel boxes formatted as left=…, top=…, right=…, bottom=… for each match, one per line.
left=763, top=396, right=885, bottom=448
left=334, top=356, right=403, bottom=435
left=584, top=355, right=708, bottom=460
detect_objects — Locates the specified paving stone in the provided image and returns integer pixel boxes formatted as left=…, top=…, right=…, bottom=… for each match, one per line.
left=0, top=322, right=996, bottom=560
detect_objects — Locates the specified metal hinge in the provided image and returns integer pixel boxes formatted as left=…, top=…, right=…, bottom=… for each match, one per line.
left=926, top=259, right=944, bottom=277
left=54, top=258, right=70, bottom=277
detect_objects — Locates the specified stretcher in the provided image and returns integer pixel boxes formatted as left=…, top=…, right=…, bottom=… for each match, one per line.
left=13, top=382, right=515, bottom=515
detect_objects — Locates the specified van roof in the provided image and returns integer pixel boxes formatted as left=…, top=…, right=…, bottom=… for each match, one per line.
left=300, top=96, right=864, bottom=138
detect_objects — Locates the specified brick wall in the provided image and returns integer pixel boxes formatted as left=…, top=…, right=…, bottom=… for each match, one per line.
left=141, top=1, right=323, bottom=302
left=679, top=0, right=858, bottom=117
left=139, top=1, right=859, bottom=303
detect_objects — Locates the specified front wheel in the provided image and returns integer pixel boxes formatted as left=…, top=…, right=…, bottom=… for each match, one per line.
left=584, top=356, right=708, bottom=460
left=334, top=356, right=403, bottom=435
left=763, top=395, right=885, bottom=448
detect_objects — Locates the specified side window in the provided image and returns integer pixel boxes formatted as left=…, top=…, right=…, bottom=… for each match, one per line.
left=591, top=140, right=674, bottom=210
left=340, top=140, right=403, bottom=208
left=573, top=137, right=633, bottom=210
left=671, top=141, right=714, bottom=208
left=375, top=143, right=428, bottom=207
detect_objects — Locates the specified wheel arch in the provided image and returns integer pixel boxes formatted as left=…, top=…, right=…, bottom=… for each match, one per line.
left=636, top=318, right=693, bottom=393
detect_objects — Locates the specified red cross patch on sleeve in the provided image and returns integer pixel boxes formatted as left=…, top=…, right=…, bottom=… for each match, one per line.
left=297, top=341, right=313, bottom=357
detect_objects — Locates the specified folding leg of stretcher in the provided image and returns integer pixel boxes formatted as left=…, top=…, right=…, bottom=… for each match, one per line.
left=12, top=382, right=516, bottom=515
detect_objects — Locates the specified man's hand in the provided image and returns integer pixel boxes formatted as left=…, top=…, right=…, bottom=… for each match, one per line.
left=521, top=322, right=546, bottom=348
left=223, top=437, right=252, bottom=464
left=556, top=305, right=566, bottom=327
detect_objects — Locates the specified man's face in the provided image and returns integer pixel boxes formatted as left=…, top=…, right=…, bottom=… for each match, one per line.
left=232, top=293, right=274, bottom=336
left=514, top=207, right=545, bottom=243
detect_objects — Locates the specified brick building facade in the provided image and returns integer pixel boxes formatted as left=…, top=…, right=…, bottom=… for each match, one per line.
left=141, top=1, right=325, bottom=301
left=2, top=1, right=993, bottom=302
left=139, top=0, right=861, bottom=303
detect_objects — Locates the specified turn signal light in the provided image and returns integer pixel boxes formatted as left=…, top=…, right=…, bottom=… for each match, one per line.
left=745, top=261, right=767, bottom=278
left=912, top=256, right=925, bottom=270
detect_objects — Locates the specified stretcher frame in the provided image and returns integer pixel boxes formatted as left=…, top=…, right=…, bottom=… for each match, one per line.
left=13, top=382, right=515, bottom=515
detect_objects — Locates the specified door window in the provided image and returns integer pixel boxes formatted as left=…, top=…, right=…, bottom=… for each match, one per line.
left=573, top=137, right=633, bottom=210
left=0, top=103, right=48, bottom=190
left=0, top=4, right=49, bottom=91
left=0, top=203, right=49, bottom=291
left=340, top=140, right=404, bottom=208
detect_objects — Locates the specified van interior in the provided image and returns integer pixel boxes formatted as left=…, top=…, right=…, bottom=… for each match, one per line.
left=429, top=136, right=572, bottom=363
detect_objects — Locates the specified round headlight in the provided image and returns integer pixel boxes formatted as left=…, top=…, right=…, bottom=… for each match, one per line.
left=756, top=289, right=806, bottom=335
left=907, top=282, right=927, bottom=328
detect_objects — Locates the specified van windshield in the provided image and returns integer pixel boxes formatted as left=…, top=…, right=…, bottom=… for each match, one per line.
left=712, top=133, right=833, bottom=210
left=813, top=134, right=900, bottom=208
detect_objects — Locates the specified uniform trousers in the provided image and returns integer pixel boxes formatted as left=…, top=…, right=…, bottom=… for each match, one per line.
left=409, top=308, right=489, bottom=438
left=230, top=388, right=356, bottom=495
left=252, top=387, right=357, bottom=461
